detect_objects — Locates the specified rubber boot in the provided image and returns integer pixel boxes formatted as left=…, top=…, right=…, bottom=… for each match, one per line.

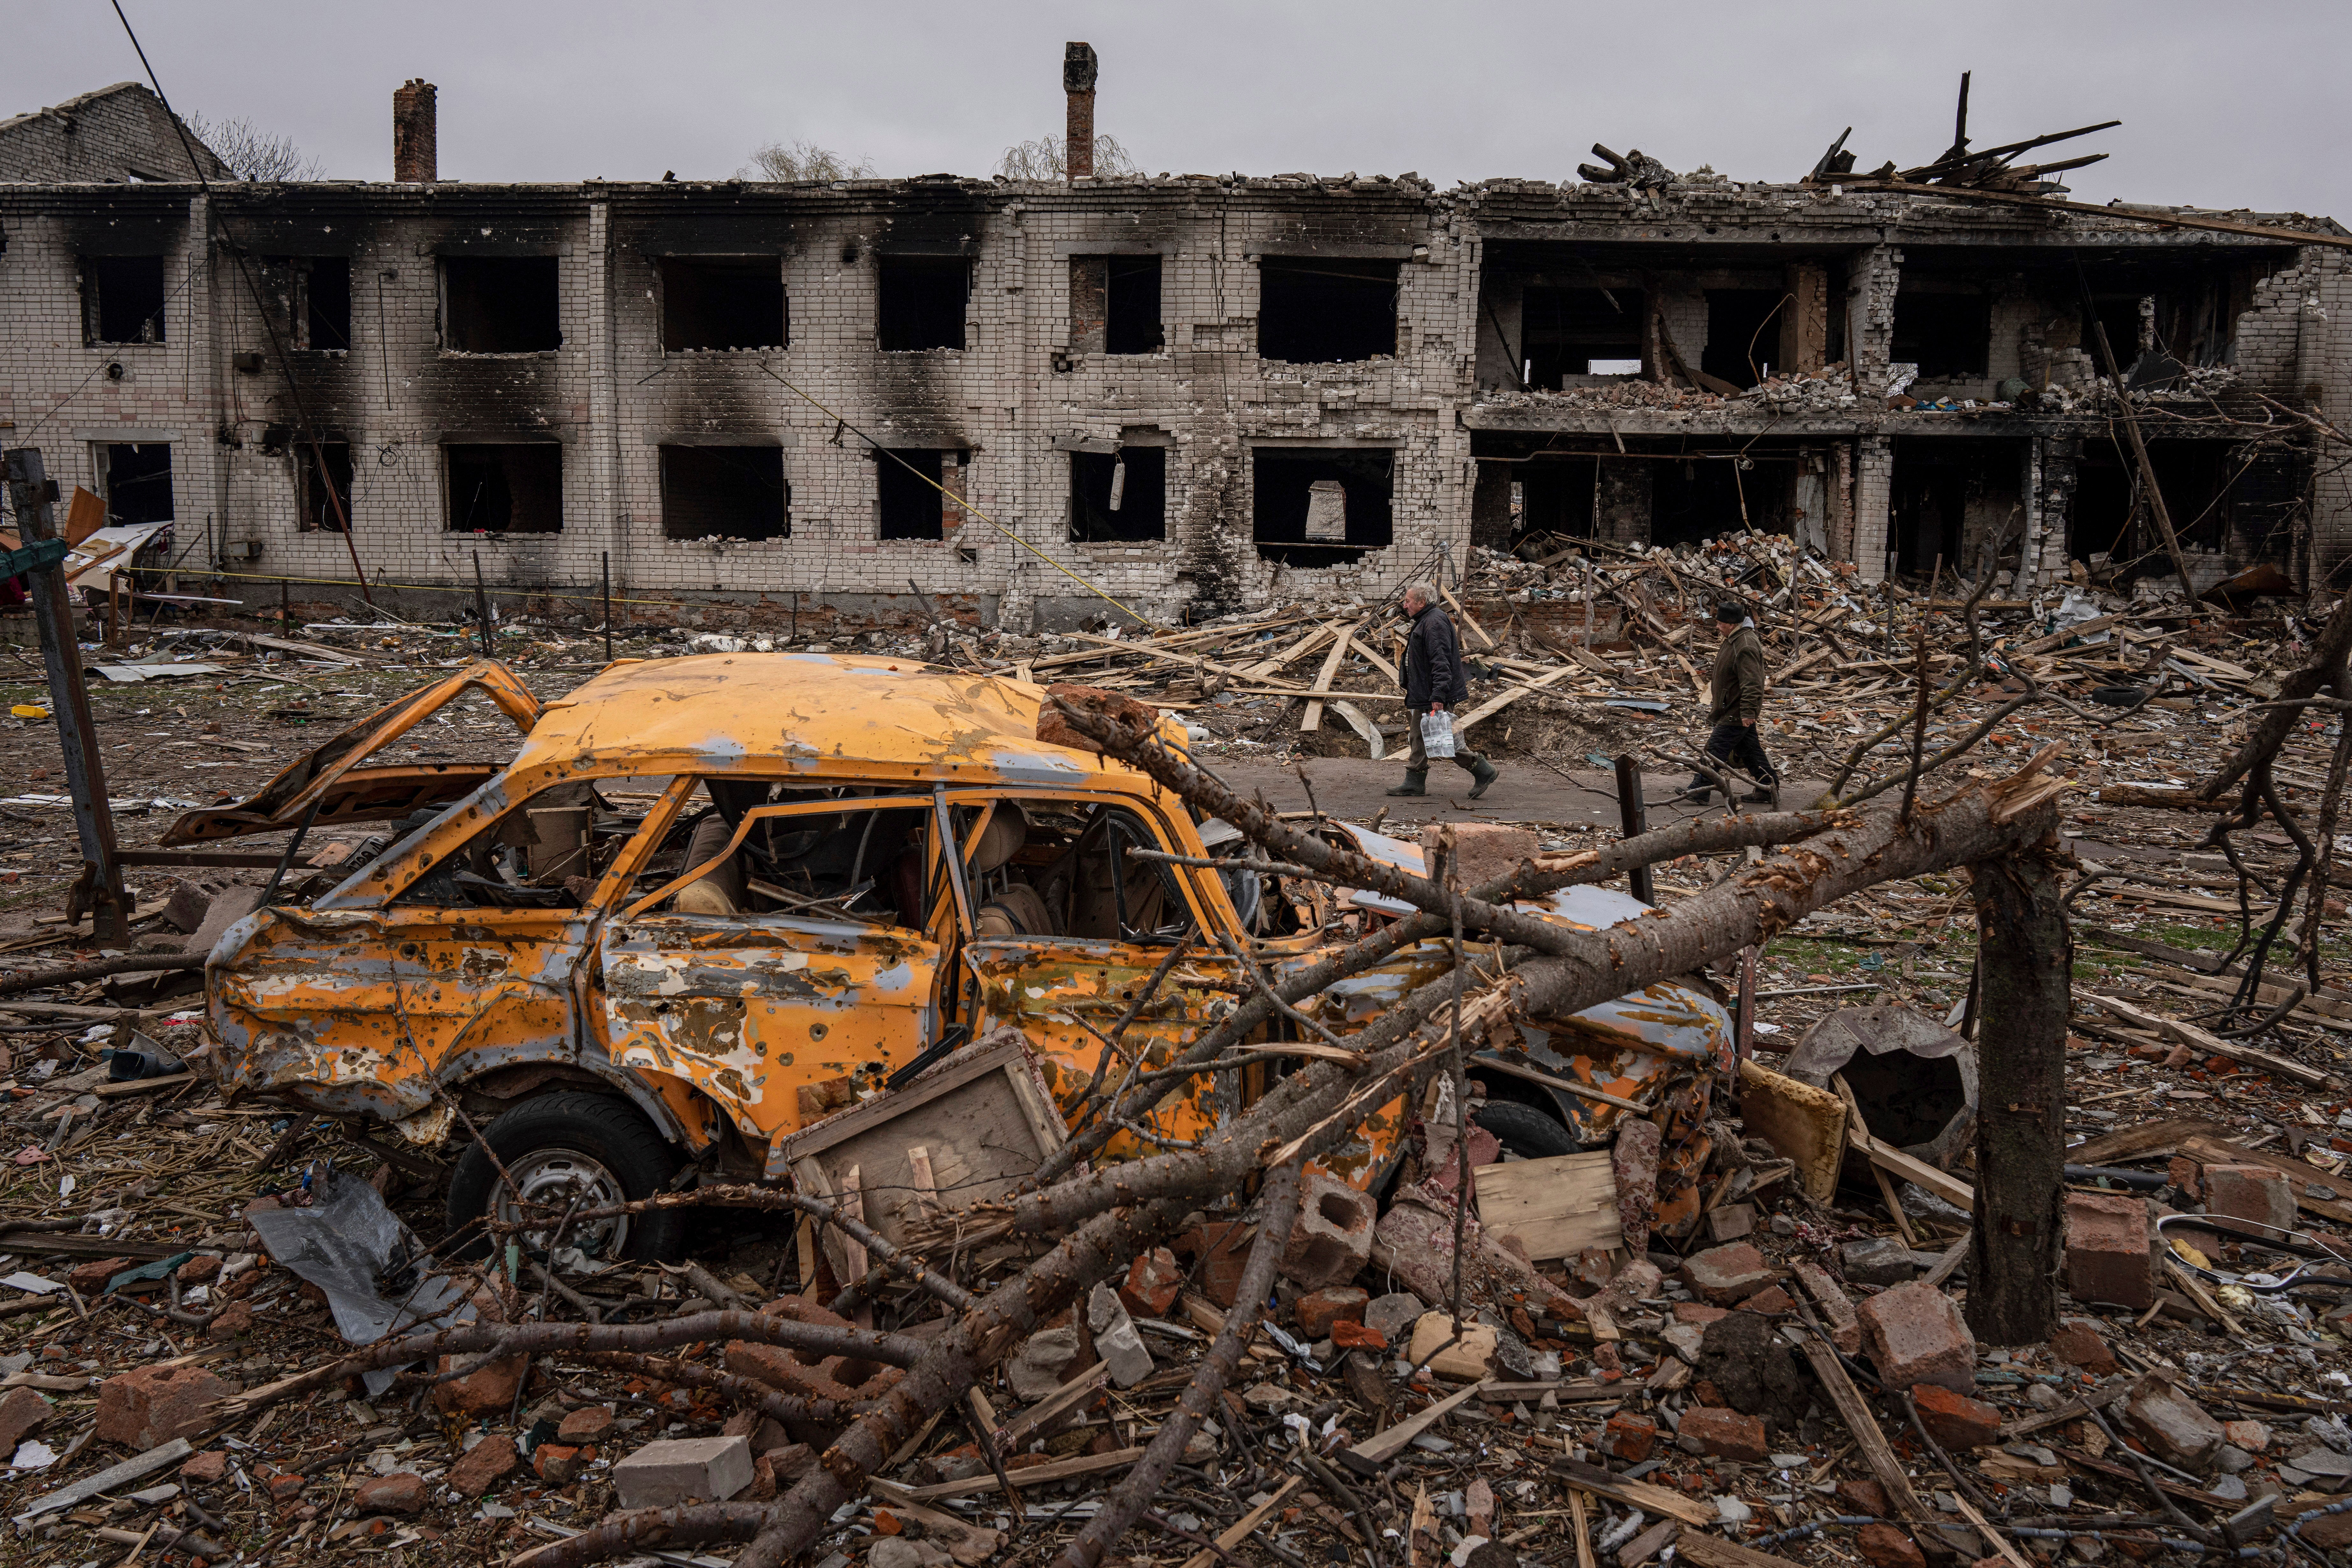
left=1386, top=770, right=1428, bottom=798
left=1466, top=757, right=1500, bottom=800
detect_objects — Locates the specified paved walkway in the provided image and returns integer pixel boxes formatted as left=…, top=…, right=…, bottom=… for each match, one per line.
left=1211, top=756, right=1827, bottom=834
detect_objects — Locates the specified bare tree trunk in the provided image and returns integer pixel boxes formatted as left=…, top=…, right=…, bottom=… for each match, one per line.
left=1964, top=836, right=2072, bottom=1344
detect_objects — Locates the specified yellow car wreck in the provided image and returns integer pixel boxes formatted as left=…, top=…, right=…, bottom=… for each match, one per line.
left=183, top=653, right=1731, bottom=1262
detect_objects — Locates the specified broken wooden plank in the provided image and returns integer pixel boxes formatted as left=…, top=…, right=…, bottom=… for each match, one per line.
left=894, top=1445, right=1146, bottom=1500
left=1453, top=663, right=1581, bottom=733
left=1300, top=621, right=1359, bottom=734
left=1181, top=1476, right=1302, bottom=1568
left=2084, top=993, right=2334, bottom=1088
left=1546, top=1456, right=1716, bottom=1528
left=1793, top=1334, right=1934, bottom=1524
left=1343, top=1378, right=1493, bottom=1468
left=1472, top=1150, right=1620, bottom=1260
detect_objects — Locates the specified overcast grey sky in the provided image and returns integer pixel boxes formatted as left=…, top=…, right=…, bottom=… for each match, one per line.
left=10, top=1, right=2348, bottom=220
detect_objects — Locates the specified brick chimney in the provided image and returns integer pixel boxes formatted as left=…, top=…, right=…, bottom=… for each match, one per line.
left=392, top=79, right=437, bottom=183
left=1063, top=43, right=1097, bottom=181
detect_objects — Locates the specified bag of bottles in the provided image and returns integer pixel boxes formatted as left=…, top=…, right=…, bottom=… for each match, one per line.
left=1418, top=709, right=1457, bottom=759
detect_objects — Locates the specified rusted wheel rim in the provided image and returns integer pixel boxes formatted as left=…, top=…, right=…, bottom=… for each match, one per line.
left=493, top=1148, right=631, bottom=1259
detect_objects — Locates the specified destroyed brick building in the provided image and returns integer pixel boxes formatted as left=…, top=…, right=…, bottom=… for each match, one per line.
left=1, top=56, right=2346, bottom=631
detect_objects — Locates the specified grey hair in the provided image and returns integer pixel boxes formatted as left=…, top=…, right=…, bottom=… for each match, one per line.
left=1402, top=580, right=1438, bottom=606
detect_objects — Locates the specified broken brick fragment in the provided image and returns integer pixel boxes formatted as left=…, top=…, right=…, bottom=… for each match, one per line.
left=2062, top=1191, right=2152, bottom=1309
left=1911, top=1382, right=2001, bottom=1450
left=1118, top=1247, right=1183, bottom=1318
left=447, top=1434, right=521, bottom=1498
left=1857, top=1522, right=1926, bottom=1568
left=1599, top=1412, right=1657, bottom=1463
left=1295, top=1286, right=1369, bottom=1339
left=1675, top=1406, right=1767, bottom=1462
left=1836, top=1479, right=1890, bottom=1517
left=1856, top=1280, right=1975, bottom=1396
left=2048, top=1320, right=2118, bottom=1376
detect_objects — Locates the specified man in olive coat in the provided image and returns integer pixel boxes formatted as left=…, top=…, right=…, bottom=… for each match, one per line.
left=1389, top=582, right=1500, bottom=799
left=1684, top=599, right=1777, bottom=806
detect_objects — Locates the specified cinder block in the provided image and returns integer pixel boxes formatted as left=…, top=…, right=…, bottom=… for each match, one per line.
left=2063, top=1191, right=2152, bottom=1309
left=1856, top=1280, right=1976, bottom=1396
left=1280, top=1170, right=1375, bottom=1291
left=613, top=1435, right=755, bottom=1509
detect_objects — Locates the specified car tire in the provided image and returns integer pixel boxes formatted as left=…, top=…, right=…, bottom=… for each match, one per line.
left=1471, top=1098, right=1581, bottom=1160
left=445, top=1091, right=686, bottom=1264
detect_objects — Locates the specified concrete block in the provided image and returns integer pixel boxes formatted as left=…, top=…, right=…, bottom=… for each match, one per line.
left=1282, top=1169, right=1375, bottom=1290
left=1005, top=1325, right=1086, bottom=1402
left=1087, top=1285, right=1154, bottom=1389
left=1684, top=1241, right=1773, bottom=1304
left=1406, top=1312, right=1496, bottom=1380
left=613, top=1434, right=755, bottom=1509
left=1365, top=1291, right=1425, bottom=1346
left=1676, top=1406, right=1767, bottom=1462
left=1841, top=1235, right=1916, bottom=1287
left=1857, top=1280, right=1976, bottom=1396
left=2064, top=1191, right=2152, bottom=1309
left=2201, top=1165, right=2295, bottom=1233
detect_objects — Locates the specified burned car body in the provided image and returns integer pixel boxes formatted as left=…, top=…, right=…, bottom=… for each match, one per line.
left=187, top=654, right=1730, bottom=1256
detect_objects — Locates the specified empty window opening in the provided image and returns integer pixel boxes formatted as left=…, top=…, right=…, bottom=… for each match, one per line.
left=84, top=255, right=166, bottom=344
left=661, top=257, right=786, bottom=351
left=1107, top=255, right=1163, bottom=354
left=305, top=257, right=351, bottom=351
left=1521, top=286, right=1644, bottom=387
left=1890, top=439, right=2024, bottom=579
left=1517, top=456, right=1600, bottom=545
left=1891, top=289, right=1990, bottom=380
left=1070, top=448, right=1166, bottom=542
left=441, top=257, right=561, bottom=353
left=1251, top=448, right=1393, bottom=564
left=97, top=442, right=173, bottom=525
left=877, top=256, right=969, bottom=352
left=447, top=444, right=563, bottom=533
left=1702, top=289, right=1786, bottom=388
left=1258, top=257, right=1397, bottom=363
left=298, top=441, right=353, bottom=532
left=660, top=446, right=788, bottom=540
left=2080, top=295, right=2151, bottom=373
left=2069, top=439, right=2252, bottom=568
left=876, top=448, right=956, bottom=540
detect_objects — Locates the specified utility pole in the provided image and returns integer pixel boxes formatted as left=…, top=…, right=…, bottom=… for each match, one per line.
left=4, top=449, right=130, bottom=940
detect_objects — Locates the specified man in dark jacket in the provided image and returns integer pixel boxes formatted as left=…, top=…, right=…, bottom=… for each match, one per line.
left=1683, top=599, right=1776, bottom=806
left=1389, top=582, right=1500, bottom=799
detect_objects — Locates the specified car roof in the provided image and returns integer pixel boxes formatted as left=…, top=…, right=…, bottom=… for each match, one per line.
left=512, top=652, right=1153, bottom=790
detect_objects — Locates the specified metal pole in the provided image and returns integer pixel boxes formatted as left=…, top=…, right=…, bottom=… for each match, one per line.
left=601, top=550, right=613, bottom=662
left=1611, top=753, right=1655, bottom=906
left=473, top=552, right=494, bottom=661
left=4, top=449, right=130, bottom=941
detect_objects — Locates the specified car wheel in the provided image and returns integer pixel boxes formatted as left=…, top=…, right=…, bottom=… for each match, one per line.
left=1471, top=1098, right=1581, bottom=1160
left=446, top=1091, right=685, bottom=1263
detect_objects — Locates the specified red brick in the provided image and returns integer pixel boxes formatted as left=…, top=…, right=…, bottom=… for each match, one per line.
left=558, top=1406, right=614, bottom=1443
left=1683, top=1242, right=1774, bottom=1305
left=1836, top=1478, right=1890, bottom=1517
left=2049, top=1321, right=2118, bottom=1376
left=1676, top=1406, right=1767, bottom=1462
left=1331, top=1320, right=1387, bottom=1351
left=1792, top=1262, right=1862, bottom=1354
left=1857, top=1280, right=1976, bottom=1396
left=2063, top=1192, right=2152, bottom=1309
left=66, top=1256, right=135, bottom=1295
left=0, top=1386, right=54, bottom=1454
left=1911, top=1382, right=2001, bottom=1450
left=93, top=1363, right=234, bottom=1452
left=1737, top=1285, right=1794, bottom=1315
left=1177, top=1221, right=1256, bottom=1309
left=1296, top=1287, right=1369, bottom=1339
left=534, top=1443, right=585, bottom=1483
left=354, top=1472, right=427, bottom=1515
left=2166, top=1157, right=2201, bottom=1199
left=1118, top=1248, right=1183, bottom=1318
left=1599, top=1412, right=1657, bottom=1463
left=180, top=1450, right=228, bottom=1485
left=1672, top=1302, right=1729, bottom=1326
left=1857, top=1522, right=1926, bottom=1568
left=2201, top=1165, right=2295, bottom=1232
left=2305, top=1514, right=2352, bottom=1552
left=432, top=1349, right=526, bottom=1416
left=447, top=1434, right=521, bottom=1498
left=265, top=1471, right=305, bottom=1501
left=207, top=1301, right=253, bottom=1340
left=2222, top=1419, right=2269, bottom=1453
left=175, top=1256, right=221, bottom=1285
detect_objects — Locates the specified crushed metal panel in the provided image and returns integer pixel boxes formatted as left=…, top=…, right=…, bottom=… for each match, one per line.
left=776, top=1026, right=1065, bottom=1260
